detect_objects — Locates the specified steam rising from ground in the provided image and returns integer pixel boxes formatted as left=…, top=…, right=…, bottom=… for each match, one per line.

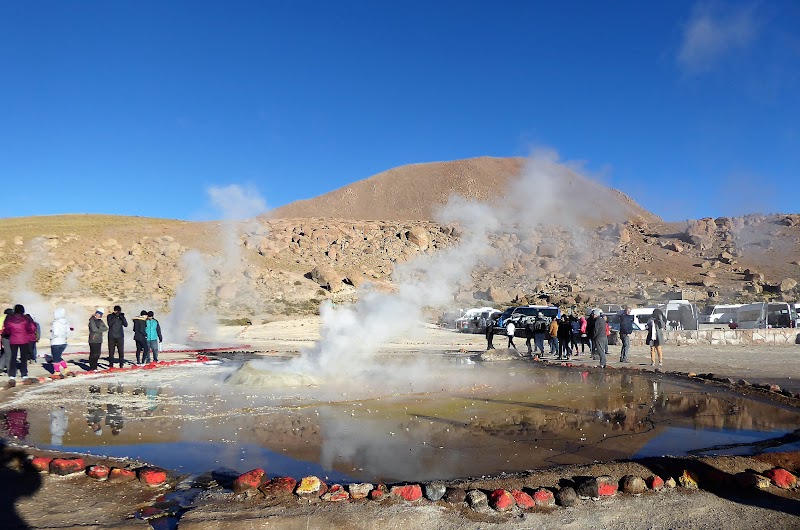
left=290, top=150, right=627, bottom=380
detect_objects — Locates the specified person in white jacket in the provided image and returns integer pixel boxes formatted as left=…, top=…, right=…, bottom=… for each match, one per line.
left=50, top=308, right=73, bottom=376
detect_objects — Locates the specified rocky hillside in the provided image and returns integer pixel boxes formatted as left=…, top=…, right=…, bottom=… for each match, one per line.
left=0, top=160, right=797, bottom=322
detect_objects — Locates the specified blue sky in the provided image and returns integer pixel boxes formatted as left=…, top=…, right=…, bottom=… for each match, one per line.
left=1, top=1, right=798, bottom=222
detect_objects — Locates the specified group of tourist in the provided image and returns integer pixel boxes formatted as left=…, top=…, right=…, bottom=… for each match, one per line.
left=0, top=304, right=164, bottom=387
left=490, top=306, right=668, bottom=371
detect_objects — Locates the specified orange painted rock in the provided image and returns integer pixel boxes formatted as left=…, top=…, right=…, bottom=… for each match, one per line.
left=533, top=487, right=556, bottom=506
left=390, top=484, right=423, bottom=501
left=369, top=483, right=389, bottom=500
left=511, top=489, right=535, bottom=509
left=49, top=457, right=85, bottom=475
left=232, top=468, right=266, bottom=493
left=765, top=468, right=797, bottom=489
left=137, top=467, right=168, bottom=486
left=597, top=475, right=618, bottom=496
left=87, top=465, right=110, bottom=480
left=646, top=475, right=664, bottom=491
left=489, top=489, right=515, bottom=511
left=30, top=457, right=53, bottom=472
left=108, top=468, right=137, bottom=482
left=261, top=476, right=297, bottom=496
left=321, top=484, right=349, bottom=502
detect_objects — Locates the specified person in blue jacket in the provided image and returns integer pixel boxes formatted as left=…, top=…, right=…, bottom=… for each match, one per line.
left=145, top=311, right=163, bottom=362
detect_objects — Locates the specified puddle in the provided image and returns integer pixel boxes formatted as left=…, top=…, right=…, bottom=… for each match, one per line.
left=2, top=357, right=800, bottom=483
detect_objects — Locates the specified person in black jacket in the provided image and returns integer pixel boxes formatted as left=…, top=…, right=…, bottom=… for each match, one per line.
left=485, top=316, right=495, bottom=350
left=106, top=306, right=128, bottom=368
left=132, top=310, right=149, bottom=365
left=619, top=307, right=635, bottom=363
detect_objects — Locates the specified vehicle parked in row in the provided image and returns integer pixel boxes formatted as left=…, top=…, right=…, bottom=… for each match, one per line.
left=629, top=308, right=656, bottom=328
left=700, top=304, right=744, bottom=327
left=606, top=312, right=644, bottom=332
left=495, top=305, right=561, bottom=337
left=736, top=302, right=798, bottom=329
left=657, top=300, right=699, bottom=330
left=455, top=306, right=496, bottom=333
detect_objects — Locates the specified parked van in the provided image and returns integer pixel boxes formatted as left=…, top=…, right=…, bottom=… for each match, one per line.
left=701, top=304, right=743, bottom=326
left=736, top=302, right=798, bottom=329
left=629, top=308, right=656, bottom=328
left=657, top=300, right=699, bottom=330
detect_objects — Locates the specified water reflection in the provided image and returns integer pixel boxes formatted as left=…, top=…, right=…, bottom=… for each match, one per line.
left=2, top=360, right=799, bottom=482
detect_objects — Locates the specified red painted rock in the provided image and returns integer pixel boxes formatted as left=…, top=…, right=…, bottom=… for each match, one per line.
left=108, top=468, right=137, bottom=482
left=49, top=457, right=85, bottom=475
left=87, top=465, right=110, bottom=480
left=232, top=468, right=266, bottom=493
left=533, top=487, right=556, bottom=506
left=138, top=467, right=168, bottom=486
left=646, top=475, right=665, bottom=491
left=390, top=484, right=423, bottom=501
left=489, top=489, right=515, bottom=511
left=764, top=468, right=797, bottom=489
left=597, top=475, right=618, bottom=496
left=260, top=476, right=297, bottom=496
left=321, top=484, right=350, bottom=502
left=511, top=489, right=535, bottom=509
left=30, top=457, right=53, bottom=472
left=369, top=483, right=389, bottom=500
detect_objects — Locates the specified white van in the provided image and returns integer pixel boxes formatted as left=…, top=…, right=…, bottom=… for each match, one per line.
left=703, top=304, right=744, bottom=327
left=658, top=300, right=699, bottom=330
left=736, top=302, right=798, bottom=329
left=630, top=308, right=656, bottom=328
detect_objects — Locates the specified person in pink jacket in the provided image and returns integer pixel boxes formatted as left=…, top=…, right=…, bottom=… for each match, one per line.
left=3, top=304, right=37, bottom=387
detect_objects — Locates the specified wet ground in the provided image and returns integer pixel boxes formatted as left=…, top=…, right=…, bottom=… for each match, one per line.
left=2, top=354, right=799, bottom=483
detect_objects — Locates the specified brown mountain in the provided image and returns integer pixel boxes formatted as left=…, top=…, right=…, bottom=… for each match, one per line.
left=269, top=156, right=661, bottom=225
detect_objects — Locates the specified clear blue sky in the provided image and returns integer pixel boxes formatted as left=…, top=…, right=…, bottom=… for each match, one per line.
left=1, top=1, right=798, bottom=222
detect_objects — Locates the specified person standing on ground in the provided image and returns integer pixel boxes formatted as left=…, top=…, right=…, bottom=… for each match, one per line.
left=619, top=307, right=635, bottom=363
left=506, top=321, right=517, bottom=349
left=26, top=313, right=40, bottom=363
left=49, top=308, right=73, bottom=377
left=548, top=316, right=559, bottom=356
left=533, top=313, right=546, bottom=356
left=0, top=308, right=12, bottom=374
left=132, top=310, right=149, bottom=364
left=145, top=311, right=163, bottom=362
left=587, top=311, right=597, bottom=359
left=558, top=315, right=571, bottom=360
left=485, top=315, right=495, bottom=350
left=647, top=307, right=666, bottom=369
left=3, top=305, right=37, bottom=387
left=591, top=309, right=608, bottom=369
left=577, top=313, right=588, bottom=354
left=88, top=308, right=108, bottom=371
left=106, top=305, right=128, bottom=368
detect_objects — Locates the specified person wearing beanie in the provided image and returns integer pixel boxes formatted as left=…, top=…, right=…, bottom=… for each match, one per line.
left=132, top=310, right=149, bottom=364
left=88, top=308, right=108, bottom=371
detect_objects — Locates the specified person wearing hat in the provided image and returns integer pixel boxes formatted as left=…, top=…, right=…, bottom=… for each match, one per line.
left=88, top=308, right=109, bottom=371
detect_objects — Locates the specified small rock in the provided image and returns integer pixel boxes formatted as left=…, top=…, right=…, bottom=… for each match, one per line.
left=30, top=457, right=53, bottom=472
left=620, top=475, right=647, bottom=495
left=260, top=476, right=297, bottom=497
left=390, top=484, right=422, bottom=501
left=779, top=278, right=797, bottom=292
left=664, top=477, right=677, bottom=489
left=575, top=478, right=599, bottom=499
left=137, top=467, right=168, bottom=486
left=646, top=475, right=664, bottom=491
left=512, top=489, right=535, bottom=509
left=764, top=468, right=797, bottom=489
left=737, top=379, right=749, bottom=386
left=597, top=475, right=618, bottom=496
left=232, top=468, right=266, bottom=493
left=424, top=482, right=446, bottom=501
left=735, top=472, right=771, bottom=490
left=108, top=468, right=137, bottom=482
left=368, top=483, right=389, bottom=500
left=489, top=489, right=515, bottom=511
left=296, top=476, right=322, bottom=495
left=678, top=470, right=699, bottom=489
left=466, top=489, right=489, bottom=510
left=348, top=483, right=373, bottom=500
left=49, top=458, right=85, bottom=476
left=86, top=465, right=110, bottom=480
left=443, top=487, right=467, bottom=504
left=321, top=484, right=349, bottom=502
left=555, top=486, right=578, bottom=507
left=770, top=384, right=782, bottom=393
left=533, top=487, right=556, bottom=506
